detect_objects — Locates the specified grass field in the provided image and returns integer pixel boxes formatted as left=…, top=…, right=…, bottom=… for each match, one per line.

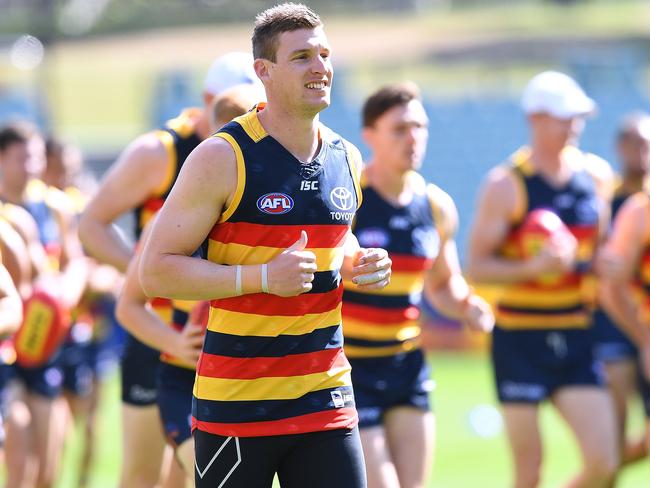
left=55, top=351, right=650, bottom=488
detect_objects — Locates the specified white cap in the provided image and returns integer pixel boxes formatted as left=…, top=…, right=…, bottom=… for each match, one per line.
left=521, top=71, right=596, bottom=119
left=204, top=52, right=260, bottom=96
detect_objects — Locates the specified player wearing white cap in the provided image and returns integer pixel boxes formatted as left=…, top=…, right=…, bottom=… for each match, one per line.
left=467, top=71, right=619, bottom=488
left=79, top=53, right=263, bottom=488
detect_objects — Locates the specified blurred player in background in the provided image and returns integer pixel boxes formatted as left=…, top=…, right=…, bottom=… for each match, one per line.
left=0, top=123, right=88, bottom=488
left=0, top=218, right=24, bottom=472
left=116, top=83, right=263, bottom=481
left=44, top=137, right=123, bottom=487
left=342, top=82, right=493, bottom=488
left=598, top=113, right=650, bottom=465
left=466, top=71, right=619, bottom=488
left=79, top=52, right=261, bottom=488
left=592, top=112, right=650, bottom=467
left=139, top=4, right=391, bottom=487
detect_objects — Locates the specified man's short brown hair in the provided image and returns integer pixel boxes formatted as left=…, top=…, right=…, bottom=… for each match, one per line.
left=0, top=122, right=33, bottom=153
left=252, top=3, right=322, bottom=62
left=362, top=82, right=422, bottom=128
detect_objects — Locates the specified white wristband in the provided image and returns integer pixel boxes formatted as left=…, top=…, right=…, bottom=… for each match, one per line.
left=261, top=263, right=269, bottom=294
left=235, top=265, right=242, bottom=296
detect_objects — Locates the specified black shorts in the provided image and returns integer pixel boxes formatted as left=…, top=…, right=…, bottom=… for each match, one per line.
left=492, top=325, right=605, bottom=403
left=13, top=358, right=64, bottom=399
left=157, top=363, right=194, bottom=447
left=194, top=427, right=366, bottom=488
left=60, top=341, right=94, bottom=397
left=591, top=308, right=637, bottom=363
left=350, top=349, right=433, bottom=428
left=120, top=333, right=160, bottom=406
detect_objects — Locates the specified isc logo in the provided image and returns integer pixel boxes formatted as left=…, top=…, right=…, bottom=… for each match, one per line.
left=256, top=192, right=294, bottom=215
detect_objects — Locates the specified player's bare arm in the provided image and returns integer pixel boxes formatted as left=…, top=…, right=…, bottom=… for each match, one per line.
left=140, top=137, right=318, bottom=300
left=599, top=193, right=650, bottom=348
left=49, top=200, right=89, bottom=310
left=466, top=165, right=574, bottom=283
left=116, top=221, right=203, bottom=368
left=2, top=203, right=49, bottom=280
left=424, top=186, right=493, bottom=332
left=0, top=263, right=22, bottom=337
left=0, top=217, right=32, bottom=298
left=79, top=132, right=171, bottom=272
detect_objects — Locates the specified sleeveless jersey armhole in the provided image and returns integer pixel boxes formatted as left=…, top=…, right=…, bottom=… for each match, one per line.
left=343, top=142, right=363, bottom=210
left=507, top=163, right=528, bottom=225
left=151, top=130, right=177, bottom=198
left=426, top=183, right=451, bottom=243
left=214, top=132, right=246, bottom=224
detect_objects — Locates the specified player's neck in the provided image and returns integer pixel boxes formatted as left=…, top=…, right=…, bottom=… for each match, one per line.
left=194, top=112, right=213, bottom=140
left=365, top=162, right=413, bottom=206
left=620, top=172, right=646, bottom=194
left=257, top=104, right=321, bottom=163
left=529, top=144, right=573, bottom=186
left=0, top=185, right=26, bottom=205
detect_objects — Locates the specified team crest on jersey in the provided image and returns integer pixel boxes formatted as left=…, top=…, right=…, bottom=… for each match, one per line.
left=256, top=193, right=294, bottom=215
left=357, top=228, right=390, bottom=248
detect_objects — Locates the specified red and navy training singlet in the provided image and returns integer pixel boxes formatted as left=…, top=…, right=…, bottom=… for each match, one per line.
left=192, top=105, right=363, bottom=437
left=342, top=172, right=442, bottom=357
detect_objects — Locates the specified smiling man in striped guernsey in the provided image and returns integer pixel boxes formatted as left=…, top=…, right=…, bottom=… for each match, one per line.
left=139, top=3, right=391, bottom=488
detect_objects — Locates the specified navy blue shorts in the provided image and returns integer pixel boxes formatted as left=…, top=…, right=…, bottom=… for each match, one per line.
left=13, top=359, right=64, bottom=399
left=637, top=367, right=650, bottom=417
left=120, top=333, right=160, bottom=406
left=60, top=340, right=94, bottom=397
left=350, top=348, right=433, bottom=428
left=89, top=295, right=123, bottom=380
left=492, top=326, right=605, bottom=403
left=591, top=308, right=637, bottom=363
left=157, top=363, right=194, bottom=447
left=0, top=363, right=14, bottom=445
left=194, top=427, right=366, bottom=488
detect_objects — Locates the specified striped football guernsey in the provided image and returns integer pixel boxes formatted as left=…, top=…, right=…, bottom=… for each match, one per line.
left=632, top=191, right=650, bottom=321
left=192, top=104, right=363, bottom=437
left=134, top=109, right=202, bottom=239
left=342, top=171, right=443, bottom=358
left=497, top=147, right=601, bottom=329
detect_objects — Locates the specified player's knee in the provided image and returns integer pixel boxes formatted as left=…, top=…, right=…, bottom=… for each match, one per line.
left=120, top=460, right=160, bottom=488
left=513, top=457, right=542, bottom=488
left=514, top=468, right=541, bottom=488
left=34, top=469, right=57, bottom=488
left=583, top=450, right=619, bottom=482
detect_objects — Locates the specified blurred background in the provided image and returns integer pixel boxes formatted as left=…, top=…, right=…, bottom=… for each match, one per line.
left=2, top=0, right=650, bottom=487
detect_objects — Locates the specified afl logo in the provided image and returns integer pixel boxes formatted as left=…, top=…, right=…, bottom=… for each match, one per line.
left=257, top=192, right=294, bottom=214
left=330, top=187, right=354, bottom=211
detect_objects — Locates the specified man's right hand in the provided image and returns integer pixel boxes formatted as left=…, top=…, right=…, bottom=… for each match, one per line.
left=170, top=322, right=205, bottom=369
left=527, top=234, right=577, bottom=277
left=267, top=230, right=317, bottom=297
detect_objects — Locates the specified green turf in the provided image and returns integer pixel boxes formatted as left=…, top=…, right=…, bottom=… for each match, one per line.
left=53, top=351, right=650, bottom=487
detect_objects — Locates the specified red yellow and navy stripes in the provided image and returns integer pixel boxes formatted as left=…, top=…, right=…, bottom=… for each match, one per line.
left=342, top=173, right=440, bottom=357
left=193, top=105, right=360, bottom=437
left=495, top=148, right=601, bottom=330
